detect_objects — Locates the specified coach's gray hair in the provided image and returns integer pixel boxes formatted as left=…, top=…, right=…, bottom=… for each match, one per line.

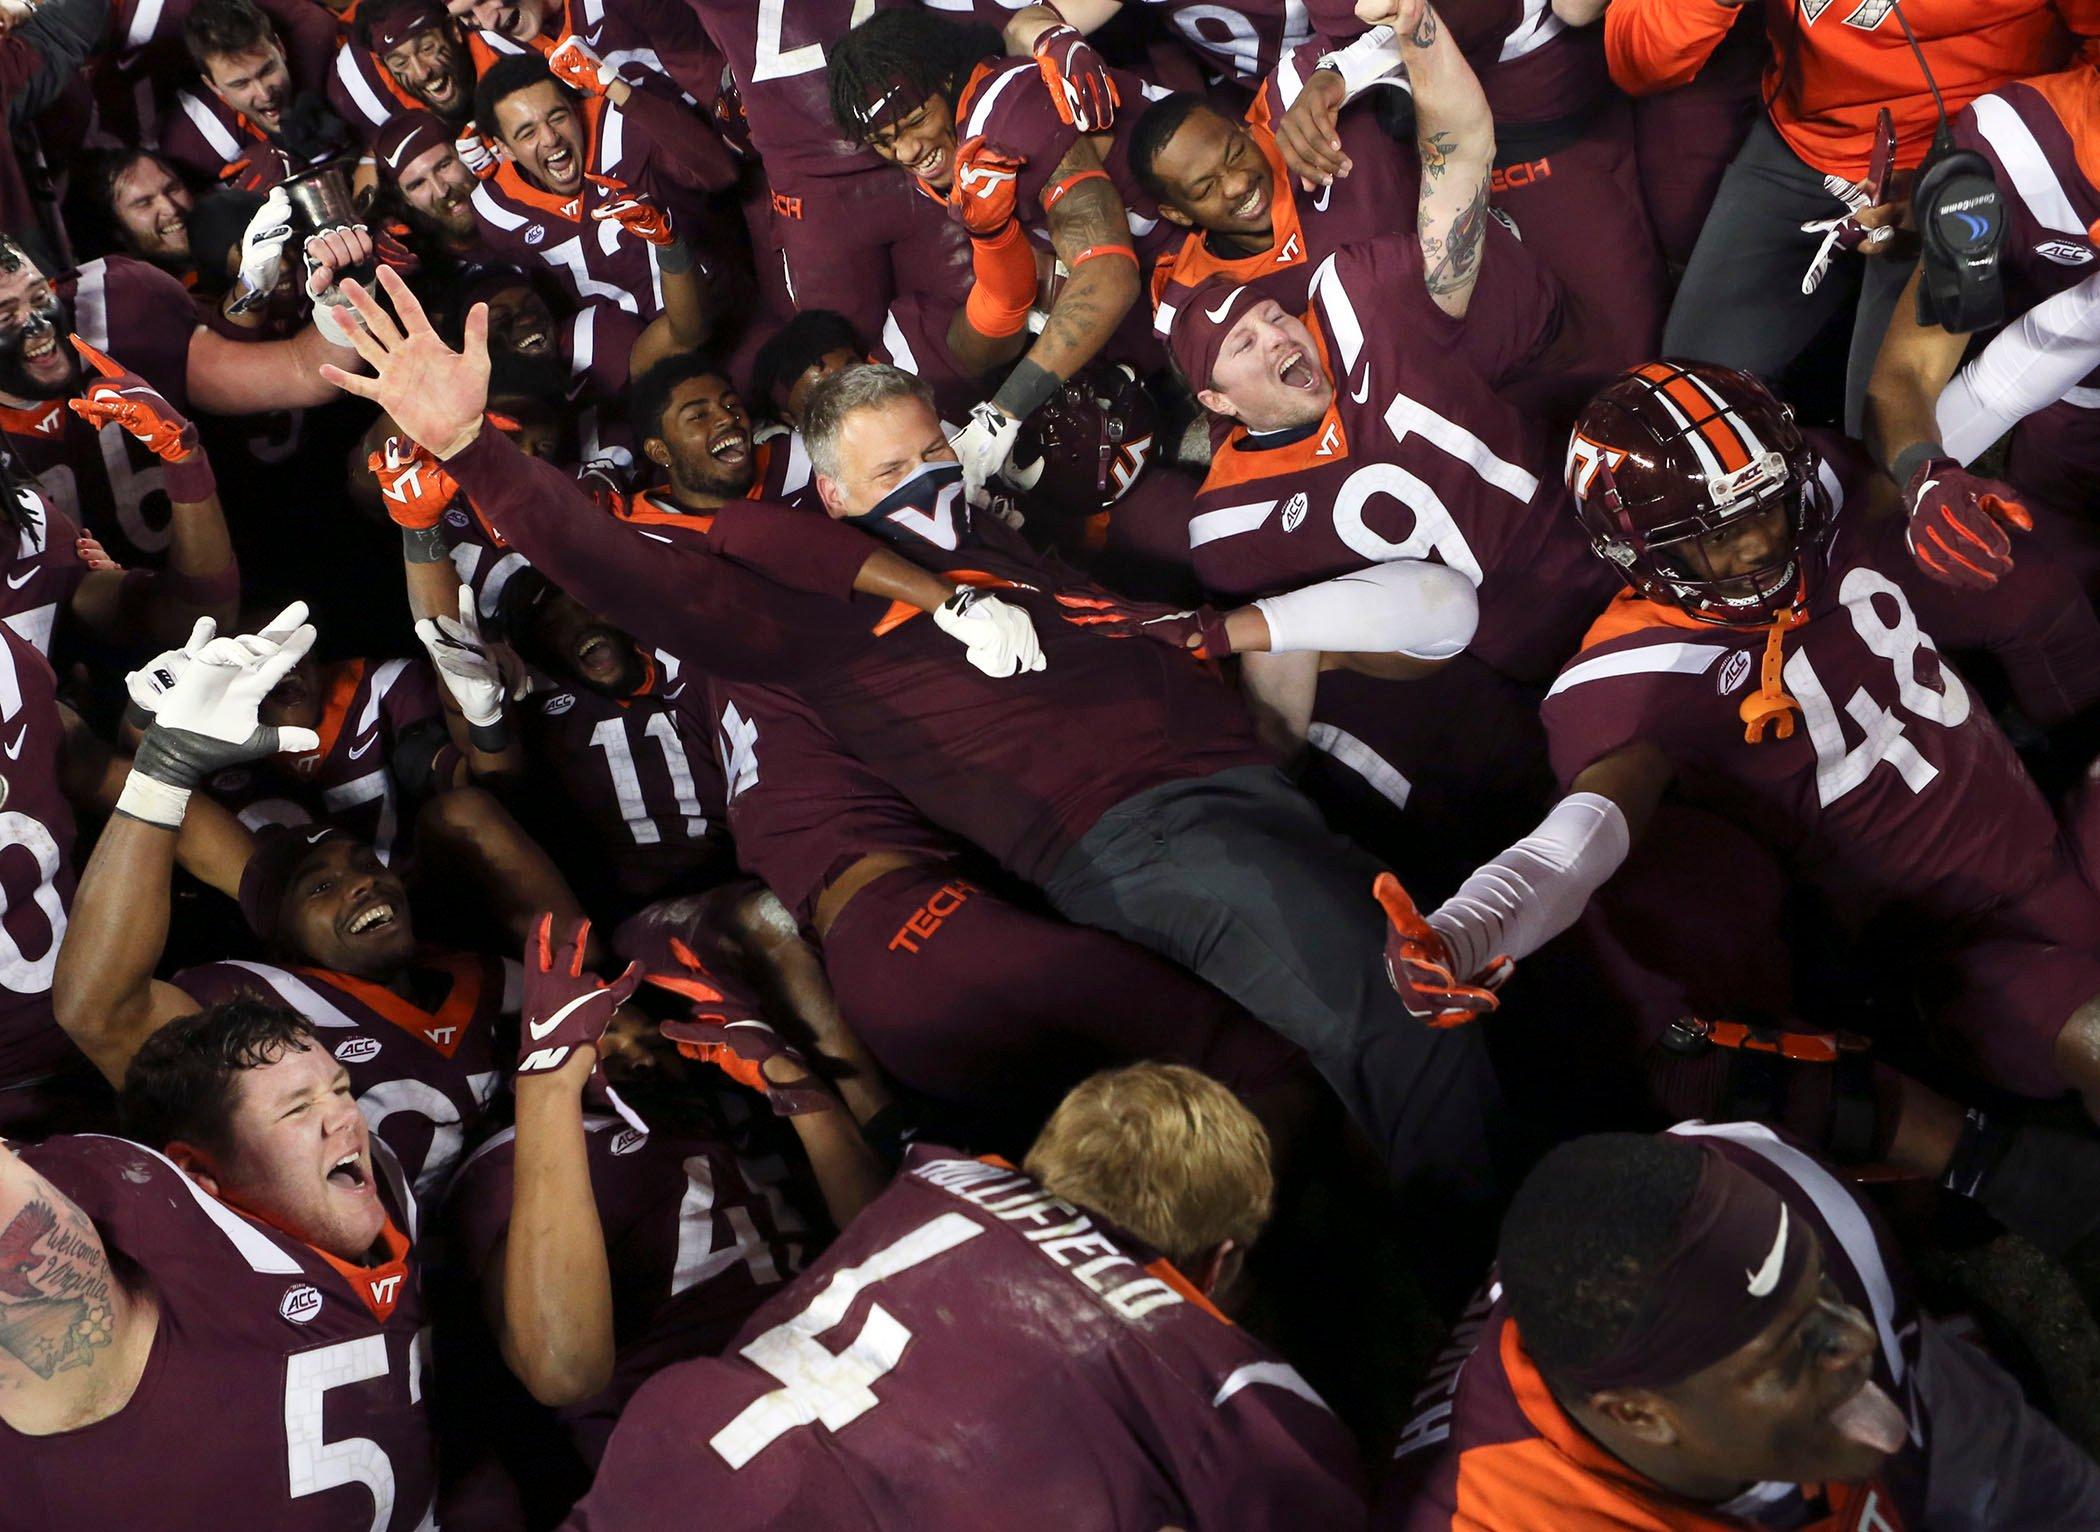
left=802, top=363, right=935, bottom=483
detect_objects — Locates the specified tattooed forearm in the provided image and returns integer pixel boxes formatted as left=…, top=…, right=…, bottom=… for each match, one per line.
left=1420, top=128, right=1455, bottom=180
left=0, top=1196, right=118, bottom=1381
left=1408, top=8, right=1437, bottom=47
left=1422, top=176, right=1491, bottom=296
left=1038, top=169, right=1138, bottom=377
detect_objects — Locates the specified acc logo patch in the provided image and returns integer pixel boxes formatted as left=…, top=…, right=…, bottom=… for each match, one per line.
left=524, top=224, right=546, bottom=246
left=443, top=507, right=470, bottom=528
left=542, top=692, right=576, bottom=716
left=2036, top=240, right=2095, bottom=266
left=609, top=1127, right=648, bottom=1156
left=1718, top=649, right=1753, bottom=696
left=1279, top=492, right=1309, bottom=533
left=334, top=1036, right=382, bottom=1064
left=280, top=1283, right=324, bottom=1324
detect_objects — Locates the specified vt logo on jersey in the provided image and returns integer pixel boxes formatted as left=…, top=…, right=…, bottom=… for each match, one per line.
left=1277, top=231, right=1303, bottom=263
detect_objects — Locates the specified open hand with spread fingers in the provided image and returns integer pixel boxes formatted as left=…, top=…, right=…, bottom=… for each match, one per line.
left=320, top=265, right=492, bottom=461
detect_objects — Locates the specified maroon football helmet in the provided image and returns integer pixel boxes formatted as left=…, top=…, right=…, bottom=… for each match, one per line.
left=1565, top=360, right=1829, bottom=626
left=1006, top=362, right=1161, bottom=513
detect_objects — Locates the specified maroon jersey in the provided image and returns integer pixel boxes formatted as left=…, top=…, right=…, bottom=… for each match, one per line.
left=462, top=0, right=730, bottom=113
left=448, top=1109, right=810, bottom=1459
left=1149, top=39, right=1424, bottom=343
left=0, top=258, right=196, bottom=571
left=1541, top=481, right=2069, bottom=933
left=0, top=626, right=78, bottom=1091
left=1469, top=0, right=1612, bottom=127
left=521, top=657, right=734, bottom=906
left=0, top=485, right=86, bottom=657
left=7, top=1134, right=436, bottom=1532
left=327, top=33, right=423, bottom=138
left=466, top=89, right=725, bottom=320
left=568, top=1145, right=1365, bottom=1529
left=1141, top=0, right=1319, bottom=84
left=1380, top=1122, right=1925, bottom=1532
left=707, top=676, right=959, bottom=924
left=953, top=57, right=1179, bottom=266
left=162, top=84, right=344, bottom=184
left=1188, top=239, right=1605, bottom=682
left=448, top=436, right=1272, bottom=882
left=203, top=657, right=446, bottom=865
left=1955, top=69, right=2100, bottom=391
left=170, top=953, right=513, bottom=1200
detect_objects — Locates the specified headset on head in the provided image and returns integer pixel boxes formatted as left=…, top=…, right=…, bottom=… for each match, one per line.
left=1889, top=0, right=2005, bottom=332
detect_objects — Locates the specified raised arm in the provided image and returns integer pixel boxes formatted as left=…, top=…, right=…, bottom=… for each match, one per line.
left=0, top=1140, right=155, bottom=1436
left=1383, top=0, right=1495, bottom=318
left=54, top=610, right=321, bottom=1084
left=186, top=227, right=377, bottom=414
left=1604, top=0, right=1744, bottom=97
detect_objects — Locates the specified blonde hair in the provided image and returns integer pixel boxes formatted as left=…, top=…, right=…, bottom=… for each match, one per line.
left=1024, top=1063, right=1273, bottom=1271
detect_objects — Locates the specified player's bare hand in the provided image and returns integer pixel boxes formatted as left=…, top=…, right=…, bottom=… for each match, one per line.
left=302, top=224, right=374, bottom=299
left=1276, top=68, right=1350, bottom=190
left=319, top=264, right=491, bottom=461
left=1355, top=0, right=1425, bottom=31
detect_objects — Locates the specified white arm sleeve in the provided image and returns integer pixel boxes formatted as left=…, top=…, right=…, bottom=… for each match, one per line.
left=1426, top=792, right=1630, bottom=980
left=1251, top=560, right=1478, bottom=659
left=1936, top=269, right=2100, bottom=464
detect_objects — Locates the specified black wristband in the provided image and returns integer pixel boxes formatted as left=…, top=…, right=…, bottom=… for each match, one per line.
left=858, top=1102, right=917, bottom=1174
left=401, top=524, right=450, bottom=564
left=1889, top=439, right=1946, bottom=490
left=991, top=358, right=1061, bottom=422
left=656, top=239, right=694, bottom=276
left=466, top=718, right=512, bottom=753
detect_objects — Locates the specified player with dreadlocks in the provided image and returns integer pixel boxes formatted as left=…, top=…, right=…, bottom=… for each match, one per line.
left=827, top=8, right=1159, bottom=503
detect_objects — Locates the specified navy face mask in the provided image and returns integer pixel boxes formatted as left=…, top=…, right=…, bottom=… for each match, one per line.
left=853, top=459, right=973, bottom=550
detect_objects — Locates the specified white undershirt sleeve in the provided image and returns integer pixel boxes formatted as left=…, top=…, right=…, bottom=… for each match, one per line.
left=1426, top=792, right=1631, bottom=981
left=1251, top=560, right=1478, bottom=659
left=1937, top=268, right=2100, bottom=464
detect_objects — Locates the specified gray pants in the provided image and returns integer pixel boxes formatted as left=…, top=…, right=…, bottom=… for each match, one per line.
left=1041, top=766, right=1507, bottom=1199
left=1663, top=117, right=1917, bottom=434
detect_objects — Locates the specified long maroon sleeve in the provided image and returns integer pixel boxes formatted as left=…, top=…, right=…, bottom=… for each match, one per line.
left=443, top=428, right=856, bottom=681
left=622, top=82, right=737, bottom=195
left=706, top=500, right=881, bottom=601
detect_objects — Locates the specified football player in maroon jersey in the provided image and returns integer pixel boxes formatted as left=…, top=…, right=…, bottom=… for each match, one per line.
left=0, top=1001, right=440, bottom=1532
left=827, top=8, right=1159, bottom=498
left=1410, top=360, right=2100, bottom=1146
left=567, top=1063, right=1366, bottom=1529
left=330, top=0, right=479, bottom=139
left=324, top=264, right=1507, bottom=1194
left=164, top=0, right=348, bottom=185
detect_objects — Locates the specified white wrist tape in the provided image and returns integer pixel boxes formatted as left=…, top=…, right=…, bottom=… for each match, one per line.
left=115, top=770, right=192, bottom=829
left=1314, top=25, right=1401, bottom=101
left=1426, top=792, right=1630, bottom=981
left=1937, top=268, right=2100, bottom=464
left=1252, top=559, right=1478, bottom=659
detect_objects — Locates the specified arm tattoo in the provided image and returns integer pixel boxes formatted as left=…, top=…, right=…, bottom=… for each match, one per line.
left=1419, top=128, right=1455, bottom=181
left=1409, top=9, right=1437, bottom=47
left=0, top=1196, right=119, bottom=1380
left=401, top=525, right=451, bottom=564
left=1422, top=174, right=1491, bottom=297
left=1041, top=151, right=1137, bottom=368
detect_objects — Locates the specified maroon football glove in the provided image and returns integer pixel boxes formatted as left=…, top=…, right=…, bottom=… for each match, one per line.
left=1373, top=873, right=1500, bottom=1028
left=1055, top=590, right=1233, bottom=659
left=1034, top=23, right=1118, bottom=132
left=518, top=913, right=642, bottom=1077
left=67, top=337, right=196, bottom=461
left=1903, top=458, right=2033, bottom=590
left=646, top=936, right=836, bottom=1116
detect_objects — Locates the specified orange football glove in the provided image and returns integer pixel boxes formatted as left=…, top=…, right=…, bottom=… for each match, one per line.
left=369, top=434, right=459, bottom=529
left=588, top=175, right=674, bottom=247
left=67, top=337, right=196, bottom=461
left=547, top=32, right=616, bottom=95
left=949, top=136, right=1024, bottom=238
left=1373, top=872, right=1501, bottom=1028
left=645, top=936, right=837, bottom=1115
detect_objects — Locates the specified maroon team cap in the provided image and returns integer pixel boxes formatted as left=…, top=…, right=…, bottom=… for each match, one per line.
left=240, top=824, right=351, bottom=942
left=374, top=110, right=453, bottom=182
left=1559, top=1143, right=1815, bottom=1393
left=366, top=2, right=448, bottom=55
left=1162, top=276, right=1269, bottom=395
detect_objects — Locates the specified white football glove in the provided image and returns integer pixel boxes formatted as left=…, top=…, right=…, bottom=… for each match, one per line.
left=229, top=187, right=295, bottom=315
left=949, top=401, right=1022, bottom=506
left=415, top=585, right=506, bottom=728
left=932, top=587, right=1046, bottom=678
left=125, top=601, right=308, bottom=721
left=121, top=604, right=320, bottom=824
left=455, top=127, right=497, bottom=177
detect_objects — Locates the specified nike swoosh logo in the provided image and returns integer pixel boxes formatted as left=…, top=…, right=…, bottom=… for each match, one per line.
left=1350, top=370, right=1370, bottom=404
left=1745, top=1203, right=1788, bottom=1297
left=1204, top=284, right=1245, bottom=323
left=347, top=736, right=376, bottom=760
left=530, top=991, right=597, bottom=1041
left=4, top=569, right=33, bottom=589
left=1313, top=182, right=1333, bottom=213
left=3, top=724, right=25, bottom=760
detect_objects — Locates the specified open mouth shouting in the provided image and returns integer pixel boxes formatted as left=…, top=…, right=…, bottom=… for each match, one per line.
left=1276, top=345, right=1317, bottom=391
left=572, top=627, right=627, bottom=685
left=708, top=421, right=750, bottom=471
left=326, top=1149, right=372, bottom=1196
left=911, top=144, right=948, bottom=185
